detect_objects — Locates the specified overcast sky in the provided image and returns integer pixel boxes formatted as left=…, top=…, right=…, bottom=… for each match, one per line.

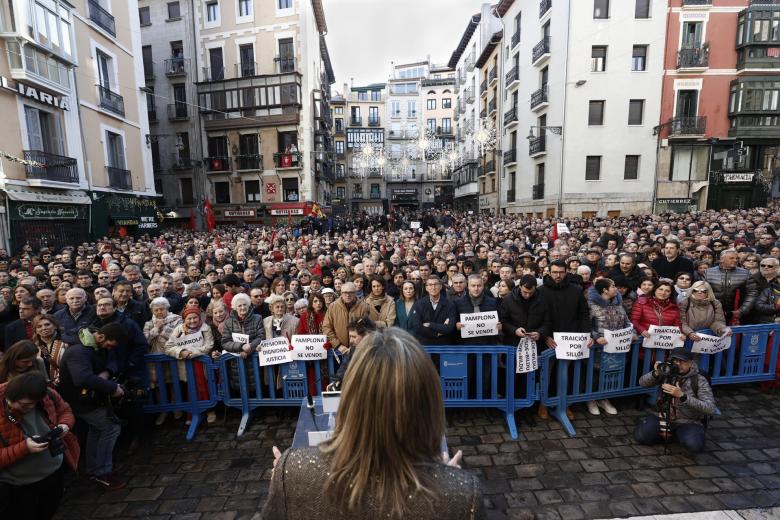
left=323, top=0, right=485, bottom=93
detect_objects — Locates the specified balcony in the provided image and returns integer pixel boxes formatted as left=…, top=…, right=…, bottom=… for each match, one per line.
left=668, top=116, right=707, bottom=137
left=274, top=56, right=296, bottom=73
left=530, top=85, right=549, bottom=111
left=350, top=116, right=362, bottom=126
left=480, top=107, right=487, bottom=119
left=437, top=127, right=454, bottom=137
left=201, top=67, right=225, bottom=81
left=274, top=152, right=303, bottom=169
left=167, top=103, right=188, bottom=120
left=529, top=135, right=546, bottom=157
left=488, top=98, right=496, bottom=115
left=504, top=106, right=518, bottom=127
left=532, top=183, right=545, bottom=200
left=164, top=58, right=189, bottom=77
left=370, top=192, right=382, bottom=200
left=682, top=0, right=712, bottom=5
left=205, top=156, right=230, bottom=172
left=677, top=47, right=709, bottom=69
left=23, top=150, right=78, bottom=183
left=532, top=36, right=551, bottom=65
left=503, top=148, right=517, bottom=165
left=465, top=87, right=475, bottom=104
left=234, top=154, right=262, bottom=170
left=368, top=116, right=381, bottom=126
left=488, top=67, right=498, bottom=86
left=88, top=0, right=116, bottom=36
left=171, top=155, right=196, bottom=170
left=334, top=127, right=345, bottom=136
left=98, top=85, right=124, bottom=116
left=335, top=169, right=345, bottom=180
left=511, top=31, right=521, bottom=49
left=506, top=66, right=519, bottom=89
left=485, top=159, right=496, bottom=173
left=480, top=79, right=488, bottom=96
left=107, top=166, right=132, bottom=190
left=466, top=52, right=475, bottom=71
left=507, top=189, right=516, bottom=203
left=148, top=109, right=158, bottom=124
left=540, top=0, right=552, bottom=17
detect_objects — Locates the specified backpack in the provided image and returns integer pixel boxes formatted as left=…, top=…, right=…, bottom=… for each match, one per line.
left=690, top=370, right=715, bottom=429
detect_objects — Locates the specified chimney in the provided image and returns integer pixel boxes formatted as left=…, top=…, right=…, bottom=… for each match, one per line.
left=350, top=77, right=354, bottom=89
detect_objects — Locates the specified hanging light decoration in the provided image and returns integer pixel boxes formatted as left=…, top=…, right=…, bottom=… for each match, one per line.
left=470, top=118, right=497, bottom=157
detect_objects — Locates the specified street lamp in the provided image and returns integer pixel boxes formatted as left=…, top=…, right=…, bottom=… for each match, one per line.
left=526, top=125, right=563, bottom=140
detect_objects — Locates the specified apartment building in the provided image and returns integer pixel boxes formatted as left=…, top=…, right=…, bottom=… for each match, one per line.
left=0, top=0, right=156, bottom=252
left=139, top=0, right=203, bottom=229
left=345, top=82, right=386, bottom=214
left=475, top=9, right=502, bottom=214
left=655, top=0, right=778, bottom=212
left=194, top=0, right=334, bottom=225
left=331, top=90, right=347, bottom=212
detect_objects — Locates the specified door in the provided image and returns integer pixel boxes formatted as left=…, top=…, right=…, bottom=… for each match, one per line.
left=676, top=90, right=698, bottom=118
left=681, top=22, right=703, bottom=49
left=278, top=38, right=294, bottom=72
left=239, top=44, right=254, bottom=77
left=173, top=84, right=186, bottom=117
left=106, top=132, right=125, bottom=169
left=209, top=47, right=224, bottom=80
left=24, top=106, right=44, bottom=151
left=97, top=51, right=111, bottom=90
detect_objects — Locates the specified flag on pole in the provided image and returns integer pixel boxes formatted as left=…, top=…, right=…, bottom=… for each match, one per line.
left=204, top=199, right=216, bottom=231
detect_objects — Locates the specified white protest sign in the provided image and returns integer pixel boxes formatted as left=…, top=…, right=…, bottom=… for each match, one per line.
left=556, top=222, right=570, bottom=235
left=516, top=338, right=538, bottom=374
left=258, top=337, right=292, bottom=366
left=291, top=334, right=328, bottom=361
left=410, top=221, right=421, bottom=229
left=171, top=332, right=205, bottom=353
left=604, top=327, right=634, bottom=354
left=460, top=311, right=499, bottom=338
left=643, top=325, right=684, bottom=350
left=232, top=332, right=250, bottom=345
left=691, top=333, right=732, bottom=355
left=554, top=333, right=590, bottom=360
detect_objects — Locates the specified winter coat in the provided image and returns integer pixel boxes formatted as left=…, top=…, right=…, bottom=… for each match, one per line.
left=453, top=292, right=500, bottom=345
left=322, top=299, right=378, bottom=349
left=703, top=266, right=757, bottom=317
left=263, top=314, right=299, bottom=341
left=651, top=255, right=694, bottom=280
left=0, top=383, right=79, bottom=472
left=606, top=266, right=644, bottom=291
left=586, top=287, right=631, bottom=340
left=221, top=311, right=266, bottom=391
left=745, top=274, right=775, bottom=324
left=538, top=277, right=590, bottom=334
left=296, top=311, right=325, bottom=335
left=57, top=330, right=120, bottom=414
left=395, top=299, right=416, bottom=333
left=87, top=312, right=149, bottom=380
left=630, top=297, right=682, bottom=335
left=164, top=323, right=214, bottom=381
left=754, top=282, right=780, bottom=324
left=408, top=295, right=457, bottom=345
left=143, top=313, right=183, bottom=354
left=117, top=298, right=150, bottom=329
left=53, top=305, right=93, bottom=344
left=497, top=287, right=551, bottom=346
left=679, top=298, right=728, bottom=337
left=364, top=294, right=397, bottom=328
left=639, top=362, right=716, bottom=424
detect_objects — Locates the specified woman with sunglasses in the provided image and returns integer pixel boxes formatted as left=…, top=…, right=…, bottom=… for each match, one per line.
left=741, top=254, right=760, bottom=276
left=282, top=291, right=297, bottom=315
left=680, top=281, right=730, bottom=341
left=674, top=272, right=694, bottom=304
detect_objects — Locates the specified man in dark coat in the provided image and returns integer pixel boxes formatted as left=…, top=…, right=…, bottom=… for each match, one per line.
left=606, top=254, right=644, bottom=291
left=112, top=281, right=149, bottom=329
left=3, top=297, right=40, bottom=350
left=651, top=240, right=694, bottom=280
left=409, top=276, right=457, bottom=345
left=454, top=275, right=500, bottom=345
left=498, top=275, right=551, bottom=346
left=54, top=288, right=93, bottom=343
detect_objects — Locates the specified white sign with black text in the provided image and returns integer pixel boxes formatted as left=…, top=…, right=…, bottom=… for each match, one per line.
left=604, top=327, right=634, bottom=354
left=554, top=333, right=590, bottom=360
left=291, top=334, right=328, bottom=361
left=460, top=311, right=499, bottom=338
left=691, top=333, right=732, bottom=355
left=642, top=326, right=684, bottom=350
left=258, top=337, right=292, bottom=366
left=516, top=338, right=538, bottom=374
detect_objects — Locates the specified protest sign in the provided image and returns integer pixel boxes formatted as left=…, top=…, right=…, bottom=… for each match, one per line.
left=291, top=334, right=328, bottom=361
left=231, top=332, right=249, bottom=345
left=642, top=326, right=684, bottom=350
left=516, top=338, right=538, bottom=374
left=460, top=311, right=499, bottom=339
left=604, top=327, right=634, bottom=354
left=554, top=333, right=590, bottom=360
left=691, top=333, right=732, bottom=355
left=410, top=221, right=421, bottom=229
left=171, top=332, right=204, bottom=352
left=258, top=337, right=292, bottom=366
left=556, top=222, right=570, bottom=235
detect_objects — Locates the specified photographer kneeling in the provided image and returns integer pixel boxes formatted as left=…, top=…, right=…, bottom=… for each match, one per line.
left=634, top=347, right=716, bottom=452
left=0, top=371, right=79, bottom=519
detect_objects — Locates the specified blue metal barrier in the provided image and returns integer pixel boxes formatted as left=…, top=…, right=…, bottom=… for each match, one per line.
left=693, top=324, right=780, bottom=385
left=142, top=354, right=220, bottom=440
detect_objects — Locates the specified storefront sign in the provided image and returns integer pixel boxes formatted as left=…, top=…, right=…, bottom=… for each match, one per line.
left=114, top=219, right=139, bottom=226
left=224, top=209, right=255, bottom=217
left=722, top=173, right=755, bottom=183
left=15, top=204, right=82, bottom=220
left=0, top=76, right=69, bottom=110
left=657, top=198, right=694, bottom=205
left=270, top=208, right=304, bottom=216
left=139, top=216, right=158, bottom=229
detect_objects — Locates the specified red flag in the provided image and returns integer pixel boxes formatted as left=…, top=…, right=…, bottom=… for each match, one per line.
left=271, top=230, right=276, bottom=245
left=551, top=221, right=558, bottom=243
left=204, top=199, right=216, bottom=231
left=189, top=208, right=196, bottom=230
left=215, top=236, right=222, bottom=248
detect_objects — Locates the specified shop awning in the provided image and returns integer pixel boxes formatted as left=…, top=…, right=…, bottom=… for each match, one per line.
left=4, top=186, right=91, bottom=205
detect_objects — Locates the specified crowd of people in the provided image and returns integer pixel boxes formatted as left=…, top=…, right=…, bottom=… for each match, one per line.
left=1, top=206, right=780, bottom=517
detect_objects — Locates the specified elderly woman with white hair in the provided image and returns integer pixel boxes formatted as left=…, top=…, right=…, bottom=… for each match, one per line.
left=264, top=294, right=299, bottom=341
left=680, top=281, right=731, bottom=341
left=143, top=296, right=183, bottom=425
left=221, top=292, right=266, bottom=391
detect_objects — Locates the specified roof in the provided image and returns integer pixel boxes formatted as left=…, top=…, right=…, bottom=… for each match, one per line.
left=448, top=14, right=481, bottom=69
left=475, top=30, right=503, bottom=69
left=311, top=0, right=327, bottom=34
left=495, top=0, right=516, bottom=17
left=319, top=35, right=335, bottom=84
left=351, top=83, right=387, bottom=91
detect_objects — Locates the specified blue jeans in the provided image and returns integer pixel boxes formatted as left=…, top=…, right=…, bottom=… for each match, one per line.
left=78, top=407, right=122, bottom=477
left=633, top=414, right=706, bottom=452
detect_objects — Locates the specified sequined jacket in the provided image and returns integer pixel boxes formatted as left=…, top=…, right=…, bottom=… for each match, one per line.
left=261, top=447, right=485, bottom=520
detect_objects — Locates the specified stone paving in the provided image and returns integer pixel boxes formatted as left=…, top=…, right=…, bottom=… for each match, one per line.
left=55, top=384, right=780, bottom=520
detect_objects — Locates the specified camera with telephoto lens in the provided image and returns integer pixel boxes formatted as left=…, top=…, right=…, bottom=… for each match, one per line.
left=656, top=361, right=679, bottom=380
left=32, top=425, right=64, bottom=456
left=114, top=376, right=150, bottom=404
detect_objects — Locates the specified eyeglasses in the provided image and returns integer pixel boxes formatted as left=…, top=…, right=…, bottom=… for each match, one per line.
left=677, top=276, right=691, bottom=281
left=761, top=264, right=776, bottom=268
left=285, top=298, right=295, bottom=302
left=341, top=291, right=356, bottom=295
left=744, top=259, right=757, bottom=263
left=692, top=288, right=708, bottom=294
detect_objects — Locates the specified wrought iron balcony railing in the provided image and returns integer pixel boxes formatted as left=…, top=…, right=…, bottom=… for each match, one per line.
left=88, top=0, right=115, bottom=36
left=98, top=85, right=124, bottom=116
left=532, top=36, right=551, bottom=63
left=23, top=150, right=78, bottom=183
left=107, top=166, right=131, bottom=190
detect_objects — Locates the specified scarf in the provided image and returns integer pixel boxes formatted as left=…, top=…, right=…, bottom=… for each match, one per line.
left=469, top=293, right=484, bottom=313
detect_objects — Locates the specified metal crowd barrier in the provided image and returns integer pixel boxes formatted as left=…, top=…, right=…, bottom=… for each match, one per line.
left=141, top=354, right=220, bottom=441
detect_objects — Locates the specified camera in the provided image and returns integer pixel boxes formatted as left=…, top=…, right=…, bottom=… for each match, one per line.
left=656, top=361, right=679, bottom=380
left=32, top=425, right=65, bottom=456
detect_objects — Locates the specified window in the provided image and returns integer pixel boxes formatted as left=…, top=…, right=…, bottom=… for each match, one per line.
left=278, top=0, right=293, bottom=9
left=167, top=2, right=181, bottom=19
left=208, top=136, right=228, bottom=157
left=238, top=0, right=251, bottom=17
left=335, top=107, right=343, bottom=114
left=335, top=141, right=345, bottom=154
left=585, top=156, right=602, bottom=180
left=277, top=37, right=294, bottom=72
left=181, top=178, right=194, bottom=204
left=442, top=98, right=451, bottom=109
left=635, top=0, right=650, bottom=19
left=176, top=132, right=190, bottom=163
left=142, top=45, right=153, bottom=78
left=371, top=90, right=381, bottom=101
left=206, top=1, right=218, bottom=23
left=139, top=6, right=151, bottom=25
left=588, top=100, right=605, bottom=125
left=670, top=145, right=708, bottom=181
left=594, top=0, right=609, bottom=19
left=214, top=181, right=230, bottom=204
left=245, top=180, right=260, bottom=202
left=368, top=106, right=379, bottom=124
left=628, top=99, right=645, bottom=125
left=357, top=91, right=368, bottom=101
left=427, top=118, right=436, bottom=132
left=282, top=178, right=299, bottom=202
left=335, top=118, right=343, bottom=131
left=407, top=101, right=416, bottom=118
left=591, top=46, right=607, bottom=72
left=238, top=43, right=254, bottom=76
left=632, top=45, right=647, bottom=71
left=33, top=2, right=72, bottom=57
left=106, top=131, right=126, bottom=169
left=390, top=100, right=400, bottom=116
left=427, top=99, right=436, bottom=110
left=624, top=155, right=640, bottom=180
left=336, top=187, right=345, bottom=198
left=442, top=118, right=452, bottom=133
left=370, top=183, right=380, bottom=199
left=24, top=105, right=64, bottom=155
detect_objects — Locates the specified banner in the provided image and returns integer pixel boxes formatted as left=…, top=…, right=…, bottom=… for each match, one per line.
left=516, top=338, right=538, bottom=374
left=554, top=332, right=590, bottom=360
left=258, top=337, right=292, bottom=366
left=291, top=335, right=328, bottom=361
left=556, top=222, right=570, bottom=235
left=460, top=311, right=499, bottom=339
left=642, top=325, right=684, bottom=350
left=691, top=333, right=732, bottom=355
left=171, top=332, right=204, bottom=352
left=410, top=221, right=421, bottom=229
left=604, top=327, right=634, bottom=354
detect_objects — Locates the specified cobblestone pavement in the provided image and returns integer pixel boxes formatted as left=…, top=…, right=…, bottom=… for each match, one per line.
left=55, top=384, right=780, bottom=520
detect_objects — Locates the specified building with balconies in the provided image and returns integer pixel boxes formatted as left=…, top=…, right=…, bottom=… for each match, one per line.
left=194, top=0, right=334, bottom=224
left=344, top=82, right=386, bottom=214
left=0, top=0, right=156, bottom=251
left=330, top=92, right=347, bottom=213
